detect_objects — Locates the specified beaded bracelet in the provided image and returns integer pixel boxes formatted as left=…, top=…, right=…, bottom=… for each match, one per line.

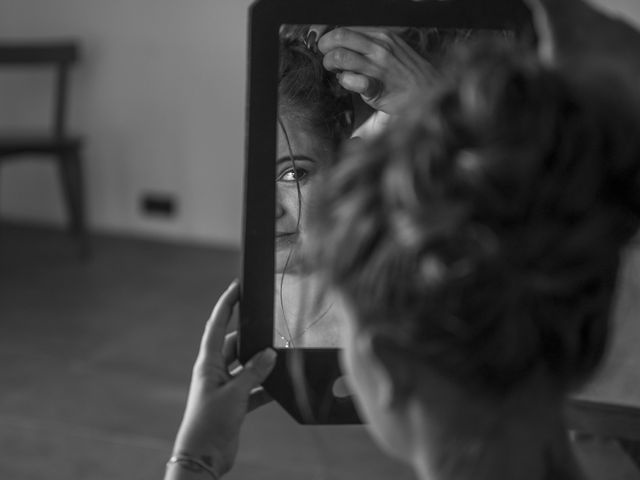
left=166, top=455, right=219, bottom=480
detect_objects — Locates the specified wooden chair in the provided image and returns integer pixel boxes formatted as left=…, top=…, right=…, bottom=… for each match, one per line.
left=0, top=41, right=88, bottom=256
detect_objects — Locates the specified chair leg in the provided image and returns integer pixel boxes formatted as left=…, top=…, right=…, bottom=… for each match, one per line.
left=58, top=147, right=89, bottom=258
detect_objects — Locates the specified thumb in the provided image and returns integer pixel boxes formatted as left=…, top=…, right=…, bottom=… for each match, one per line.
left=233, top=349, right=277, bottom=394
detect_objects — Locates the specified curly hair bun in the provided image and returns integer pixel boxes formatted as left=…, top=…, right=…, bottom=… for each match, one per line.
left=308, top=41, right=640, bottom=393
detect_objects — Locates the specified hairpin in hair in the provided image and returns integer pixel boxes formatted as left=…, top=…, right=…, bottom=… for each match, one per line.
left=305, top=30, right=319, bottom=53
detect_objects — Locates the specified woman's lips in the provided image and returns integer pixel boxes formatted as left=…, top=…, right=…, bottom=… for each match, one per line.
left=275, top=232, right=298, bottom=247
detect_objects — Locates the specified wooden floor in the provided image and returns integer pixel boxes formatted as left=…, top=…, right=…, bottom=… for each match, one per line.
left=1, top=222, right=639, bottom=480
left=0, top=223, right=415, bottom=480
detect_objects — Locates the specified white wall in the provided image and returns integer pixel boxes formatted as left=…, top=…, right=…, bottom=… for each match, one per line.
left=0, top=0, right=639, bottom=247
left=0, top=0, right=252, bottom=247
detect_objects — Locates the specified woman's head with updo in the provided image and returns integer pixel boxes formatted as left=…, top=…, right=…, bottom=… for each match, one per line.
left=308, top=41, right=640, bottom=394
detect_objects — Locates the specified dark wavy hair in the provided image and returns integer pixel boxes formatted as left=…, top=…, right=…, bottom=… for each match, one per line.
left=307, top=41, right=640, bottom=394
left=278, top=36, right=354, bottom=149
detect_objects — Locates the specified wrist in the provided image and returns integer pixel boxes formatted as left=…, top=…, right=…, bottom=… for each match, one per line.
left=165, top=454, right=221, bottom=480
left=172, top=426, right=230, bottom=478
left=173, top=425, right=218, bottom=460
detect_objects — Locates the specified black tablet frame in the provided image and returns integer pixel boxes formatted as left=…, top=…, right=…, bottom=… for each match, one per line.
left=240, top=0, right=532, bottom=424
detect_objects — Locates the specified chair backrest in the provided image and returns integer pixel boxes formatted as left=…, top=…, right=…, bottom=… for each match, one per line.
left=0, top=41, right=80, bottom=138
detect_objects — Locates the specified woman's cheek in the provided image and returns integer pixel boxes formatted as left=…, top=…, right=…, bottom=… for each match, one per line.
left=280, top=186, right=302, bottom=220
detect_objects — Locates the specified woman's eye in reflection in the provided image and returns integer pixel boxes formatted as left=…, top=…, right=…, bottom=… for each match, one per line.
left=277, top=167, right=309, bottom=183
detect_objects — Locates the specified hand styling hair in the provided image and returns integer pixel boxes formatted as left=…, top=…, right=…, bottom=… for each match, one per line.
left=308, top=41, right=640, bottom=393
left=279, top=34, right=354, bottom=149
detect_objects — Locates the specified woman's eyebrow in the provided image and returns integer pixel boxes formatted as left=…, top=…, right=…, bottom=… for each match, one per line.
left=276, top=155, right=316, bottom=165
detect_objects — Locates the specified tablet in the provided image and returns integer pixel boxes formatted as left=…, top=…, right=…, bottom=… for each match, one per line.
left=240, top=0, right=533, bottom=424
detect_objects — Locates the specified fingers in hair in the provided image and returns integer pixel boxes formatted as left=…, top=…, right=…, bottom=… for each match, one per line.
left=323, top=47, right=379, bottom=77
left=357, top=29, right=428, bottom=75
left=308, top=24, right=330, bottom=41
left=318, top=27, right=382, bottom=56
left=338, top=72, right=379, bottom=98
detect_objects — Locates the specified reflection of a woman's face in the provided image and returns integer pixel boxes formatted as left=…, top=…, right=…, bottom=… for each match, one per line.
left=275, top=114, right=330, bottom=273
